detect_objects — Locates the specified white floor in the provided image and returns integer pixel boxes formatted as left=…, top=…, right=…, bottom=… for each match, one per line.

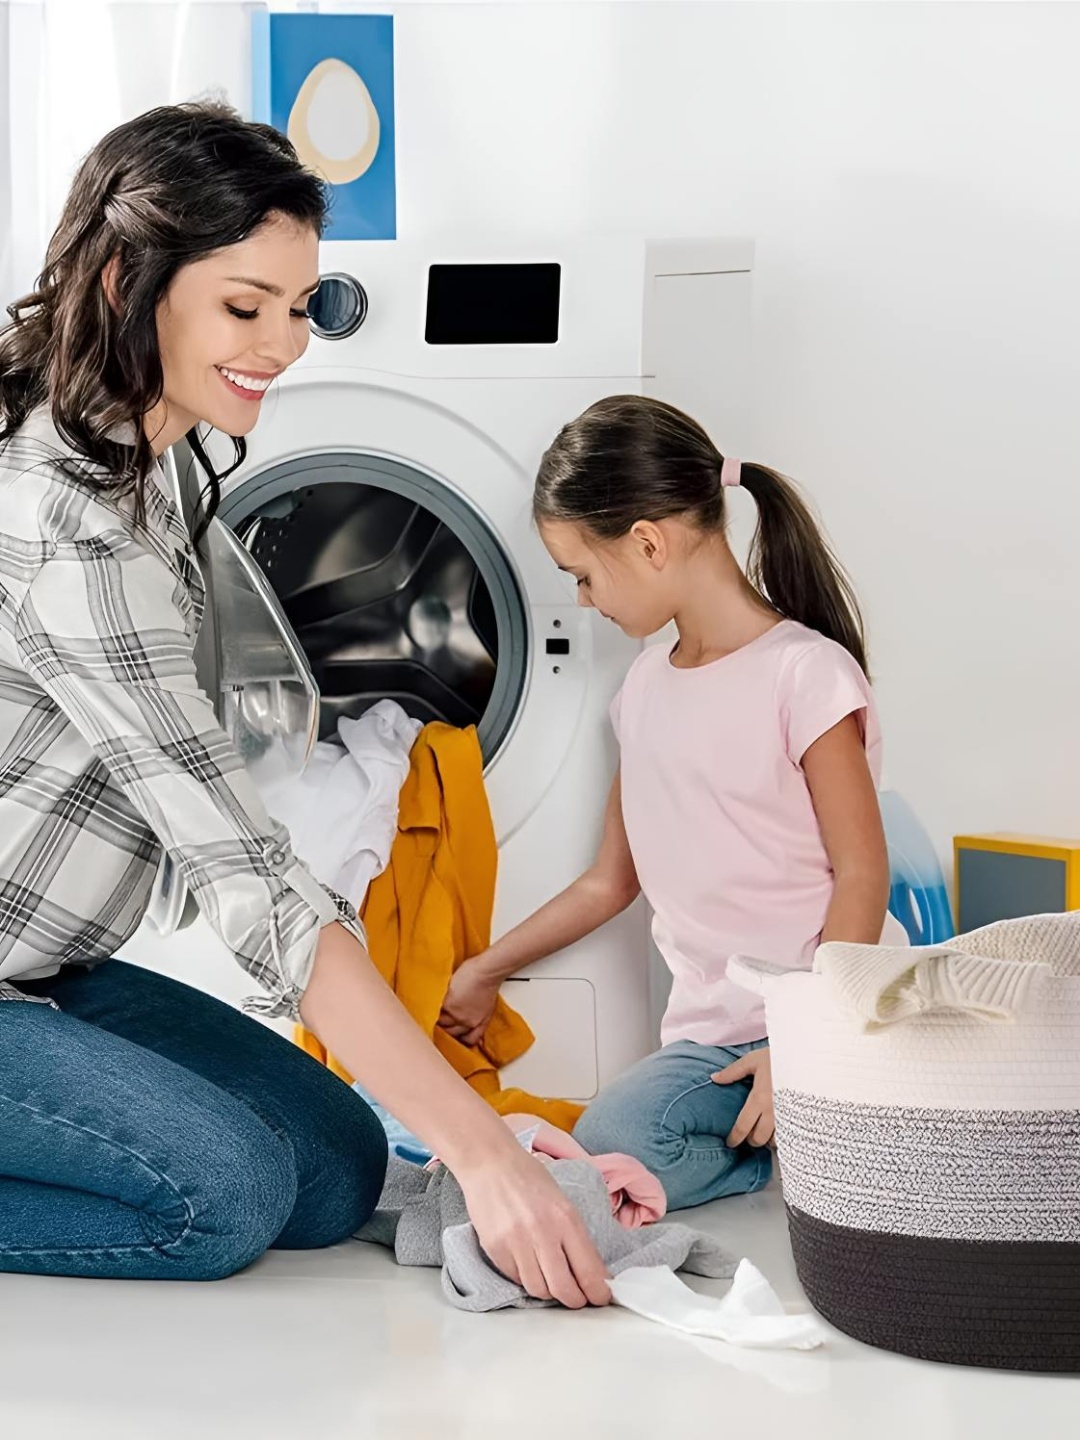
left=1, top=1178, right=1076, bottom=1440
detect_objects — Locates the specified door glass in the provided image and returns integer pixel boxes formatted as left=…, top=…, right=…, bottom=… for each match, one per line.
left=202, top=517, right=320, bottom=796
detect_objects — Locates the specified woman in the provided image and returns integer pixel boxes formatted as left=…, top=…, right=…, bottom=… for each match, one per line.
left=0, top=101, right=607, bottom=1305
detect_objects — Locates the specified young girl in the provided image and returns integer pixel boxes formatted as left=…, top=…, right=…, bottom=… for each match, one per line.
left=0, top=101, right=608, bottom=1305
left=440, top=395, right=891, bottom=1210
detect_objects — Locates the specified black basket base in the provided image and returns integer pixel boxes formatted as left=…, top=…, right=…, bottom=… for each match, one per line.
left=787, top=1204, right=1080, bottom=1372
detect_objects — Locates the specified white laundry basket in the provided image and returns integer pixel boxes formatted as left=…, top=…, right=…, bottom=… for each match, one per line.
left=730, top=912, right=1080, bottom=1372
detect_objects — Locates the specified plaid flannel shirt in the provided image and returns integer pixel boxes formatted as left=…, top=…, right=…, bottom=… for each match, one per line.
left=0, top=406, right=359, bottom=1015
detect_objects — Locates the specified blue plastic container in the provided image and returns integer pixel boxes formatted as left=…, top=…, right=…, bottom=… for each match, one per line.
left=880, top=790, right=955, bottom=945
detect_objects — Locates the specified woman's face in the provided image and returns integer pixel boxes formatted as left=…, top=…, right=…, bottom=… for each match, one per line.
left=150, top=213, right=320, bottom=450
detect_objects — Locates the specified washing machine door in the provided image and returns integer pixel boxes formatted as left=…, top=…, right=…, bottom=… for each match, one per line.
left=143, top=444, right=320, bottom=935
left=165, top=439, right=321, bottom=785
left=197, top=516, right=320, bottom=783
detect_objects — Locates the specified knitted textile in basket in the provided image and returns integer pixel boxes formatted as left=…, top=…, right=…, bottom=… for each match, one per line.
left=729, top=912, right=1080, bottom=1372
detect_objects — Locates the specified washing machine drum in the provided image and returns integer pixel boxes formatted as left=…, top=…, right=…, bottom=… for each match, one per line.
left=215, top=453, right=528, bottom=763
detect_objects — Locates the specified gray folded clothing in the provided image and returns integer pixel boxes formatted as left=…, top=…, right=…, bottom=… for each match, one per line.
left=356, top=1156, right=737, bottom=1312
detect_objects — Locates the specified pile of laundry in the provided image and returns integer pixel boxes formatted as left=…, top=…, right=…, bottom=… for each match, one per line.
left=358, top=1115, right=826, bottom=1348
left=256, top=698, right=422, bottom=911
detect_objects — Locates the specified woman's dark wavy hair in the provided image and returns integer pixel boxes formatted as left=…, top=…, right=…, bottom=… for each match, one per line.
left=0, top=100, right=327, bottom=540
left=534, top=395, right=869, bottom=675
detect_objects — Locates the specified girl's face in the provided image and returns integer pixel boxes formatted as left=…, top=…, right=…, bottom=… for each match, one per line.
left=151, top=213, right=320, bottom=447
left=539, top=518, right=678, bottom=640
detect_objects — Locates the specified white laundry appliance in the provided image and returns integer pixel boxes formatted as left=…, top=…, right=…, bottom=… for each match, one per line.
left=121, top=236, right=753, bottom=1100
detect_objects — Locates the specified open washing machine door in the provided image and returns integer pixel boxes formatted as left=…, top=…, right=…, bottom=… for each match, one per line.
left=146, top=432, right=532, bottom=933
left=144, top=443, right=321, bottom=935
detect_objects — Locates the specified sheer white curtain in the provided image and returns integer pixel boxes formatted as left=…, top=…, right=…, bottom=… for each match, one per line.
left=0, top=5, right=9, bottom=307
left=1, top=0, right=49, bottom=311
left=1, top=0, right=262, bottom=311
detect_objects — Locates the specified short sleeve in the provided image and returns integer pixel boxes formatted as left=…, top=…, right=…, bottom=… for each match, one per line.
left=610, top=685, right=624, bottom=744
left=781, top=641, right=882, bottom=782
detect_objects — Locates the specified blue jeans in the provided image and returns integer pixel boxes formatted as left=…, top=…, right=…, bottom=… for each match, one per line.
left=0, top=960, right=387, bottom=1280
left=573, top=1039, right=773, bottom=1211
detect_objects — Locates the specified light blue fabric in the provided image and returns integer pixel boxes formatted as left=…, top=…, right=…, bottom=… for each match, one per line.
left=351, top=1082, right=432, bottom=1165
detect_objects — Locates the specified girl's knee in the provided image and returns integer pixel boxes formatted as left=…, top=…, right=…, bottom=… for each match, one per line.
left=573, top=1093, right=670, bottom=1171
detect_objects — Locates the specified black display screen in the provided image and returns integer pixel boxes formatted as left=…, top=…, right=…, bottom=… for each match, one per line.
left=425, top=263, right=561, bottom=345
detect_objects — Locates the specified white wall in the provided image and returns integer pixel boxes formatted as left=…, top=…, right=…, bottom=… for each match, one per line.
left=9, top=0, right=1080, bottom=875
left=389, top=0, right=1080, bottom=871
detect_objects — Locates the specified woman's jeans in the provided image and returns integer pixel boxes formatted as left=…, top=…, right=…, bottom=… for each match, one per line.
left=0, top=960, right=387, bottom=1280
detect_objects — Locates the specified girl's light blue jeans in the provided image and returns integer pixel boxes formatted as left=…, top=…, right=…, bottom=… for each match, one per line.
left=573, top=1038, right=773, bottom=1211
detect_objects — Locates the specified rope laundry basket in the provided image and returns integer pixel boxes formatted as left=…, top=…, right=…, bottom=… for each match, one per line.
left=730, top=912, right=1080, bottom=1372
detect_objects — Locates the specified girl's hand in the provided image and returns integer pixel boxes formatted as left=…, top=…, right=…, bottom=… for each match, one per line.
left=456, top=1145, right=611, bottom=1309
left=711, top=1047, right=775, bottom=1148
left=438, top=959, right=501, bottom=1047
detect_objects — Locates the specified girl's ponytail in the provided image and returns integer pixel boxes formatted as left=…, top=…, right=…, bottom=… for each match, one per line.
left=738, top=462, right=868, bottom=676
left=534, top=394, right=868, bottom=676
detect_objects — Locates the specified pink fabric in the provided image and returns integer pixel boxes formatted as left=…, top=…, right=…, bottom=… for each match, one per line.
left=502, top=1114, right=667, bottom=1228
left=720, top=456, right=742, bottom=487
left=612, top=619, right=882, bottom=1049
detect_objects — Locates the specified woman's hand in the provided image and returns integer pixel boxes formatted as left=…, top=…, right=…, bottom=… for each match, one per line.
left=455, top=1144, right=611, bottom=1309
left=711, top=1047, right=775, bottom=1148
left=438, top=958, right=502, bottom=1047
left=301, top=926, right=611, bottom=1306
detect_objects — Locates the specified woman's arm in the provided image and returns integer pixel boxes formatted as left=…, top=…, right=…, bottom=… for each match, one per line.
left=14, top=532, right=342, bottom=1017
left=802, top=713, right=890, bottom=944
left=439, top=770, right=640, bottom=1044
left=300, top=926, right=610, bottom=1307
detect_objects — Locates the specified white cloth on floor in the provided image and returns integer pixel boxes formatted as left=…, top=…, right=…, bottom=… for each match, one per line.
left=610, top=1260, right=828, bottom=1350
left=257, top=700, right=422, bottom=906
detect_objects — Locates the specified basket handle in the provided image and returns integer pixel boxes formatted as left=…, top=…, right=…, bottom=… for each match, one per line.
left=816, top=941, right=1050, bottom=1029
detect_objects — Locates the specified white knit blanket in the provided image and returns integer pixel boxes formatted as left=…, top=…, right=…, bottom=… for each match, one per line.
left=813, top=911, right=1080, bottom=1029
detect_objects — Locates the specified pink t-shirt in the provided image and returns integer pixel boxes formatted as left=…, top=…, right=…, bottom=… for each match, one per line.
left=613, top=620, right=881, bottom=1048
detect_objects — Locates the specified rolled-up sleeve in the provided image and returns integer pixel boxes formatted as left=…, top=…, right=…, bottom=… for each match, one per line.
left=15, top=528, right=358, bottom=1019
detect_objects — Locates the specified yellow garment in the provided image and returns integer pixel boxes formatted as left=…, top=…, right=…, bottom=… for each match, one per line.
left=294, top=722, right=584, bottom=1134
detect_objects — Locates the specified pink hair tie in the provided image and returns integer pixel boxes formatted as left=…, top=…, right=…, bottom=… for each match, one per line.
left=721, top=456, right=742, bottom=488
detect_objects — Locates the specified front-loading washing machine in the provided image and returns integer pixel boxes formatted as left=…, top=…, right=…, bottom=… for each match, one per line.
left=122, top=236, right=753, bottom=1100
